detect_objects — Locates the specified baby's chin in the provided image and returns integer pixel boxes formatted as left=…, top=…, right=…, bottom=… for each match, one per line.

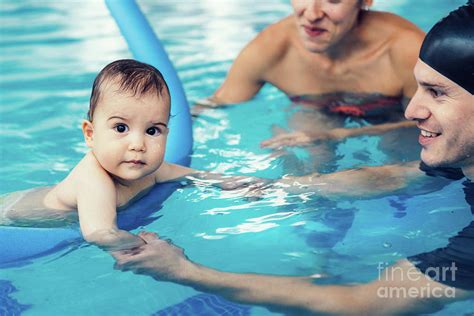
left=111, top=172, right=150, bottom=184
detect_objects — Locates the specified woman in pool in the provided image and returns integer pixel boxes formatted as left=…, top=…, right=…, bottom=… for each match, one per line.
left=195, top=0, right=423, bottom=150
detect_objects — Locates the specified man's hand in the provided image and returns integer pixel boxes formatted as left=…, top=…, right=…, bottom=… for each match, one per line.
left=260, top=128, right=349, bottom=149
left=112, top=232, right=192, bottom=282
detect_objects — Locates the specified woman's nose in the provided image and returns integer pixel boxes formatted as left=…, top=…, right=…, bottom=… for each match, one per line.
left=304, top=1, right=325, bottom=22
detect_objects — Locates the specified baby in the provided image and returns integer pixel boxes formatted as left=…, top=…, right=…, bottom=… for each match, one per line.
left=0, top=59, right=258, bottom=251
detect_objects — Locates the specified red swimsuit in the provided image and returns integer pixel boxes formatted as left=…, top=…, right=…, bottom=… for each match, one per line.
left=289, top=92, right=403, bottom=118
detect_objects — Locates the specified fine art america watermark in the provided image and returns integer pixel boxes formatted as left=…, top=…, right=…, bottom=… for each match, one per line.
left=377, top=262, right=457, bottom=298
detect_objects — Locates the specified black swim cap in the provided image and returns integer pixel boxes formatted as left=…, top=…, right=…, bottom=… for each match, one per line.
left=420, top=1, right=474, bottom=94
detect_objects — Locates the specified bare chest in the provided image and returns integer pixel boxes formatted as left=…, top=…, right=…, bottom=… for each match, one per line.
left=266, top=47, right=402, bottom=96
left=115, top=179, right=156, bottom=209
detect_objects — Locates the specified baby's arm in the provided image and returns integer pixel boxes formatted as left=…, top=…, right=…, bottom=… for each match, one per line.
left=155, top=162, right=269, bottom=190
left=75, top=156, right=145, bottom=251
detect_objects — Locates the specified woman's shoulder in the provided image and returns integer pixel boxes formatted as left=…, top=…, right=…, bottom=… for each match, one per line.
left=363, top=11, right=424, bottom=40
left=361, top=11, right=424, bottom=63
left=249, top=15, right=295, bottom=63
left=259, top=15, right=294, bottom=41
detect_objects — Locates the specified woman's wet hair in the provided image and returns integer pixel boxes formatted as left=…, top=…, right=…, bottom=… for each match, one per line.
left=420, top=1, right=474, bottom=94
left=88, top=59, right=170, bottom=121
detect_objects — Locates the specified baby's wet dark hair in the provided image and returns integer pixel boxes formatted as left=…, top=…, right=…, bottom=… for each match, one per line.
left=88, top=59, right=171, bottom=121
left=420, top=1, right=474, bottom=94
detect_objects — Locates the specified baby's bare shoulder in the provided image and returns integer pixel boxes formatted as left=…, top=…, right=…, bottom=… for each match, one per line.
left=53, top=153, right=114, bottom=205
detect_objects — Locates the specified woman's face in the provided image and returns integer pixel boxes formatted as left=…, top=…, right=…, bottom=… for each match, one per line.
left=292, top=0, right=366, bottom=53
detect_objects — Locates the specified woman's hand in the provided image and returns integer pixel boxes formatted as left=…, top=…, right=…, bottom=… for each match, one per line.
left=260, top=128, right=350, bottom=149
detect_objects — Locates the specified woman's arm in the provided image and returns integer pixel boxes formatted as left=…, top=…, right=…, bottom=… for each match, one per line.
left=260, top=121, right=416, bottom=149
left=193, top=19, right=288, bottom=113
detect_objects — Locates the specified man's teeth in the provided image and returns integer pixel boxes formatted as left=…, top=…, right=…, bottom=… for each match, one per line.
left=421, top=130, right=439, bottom=137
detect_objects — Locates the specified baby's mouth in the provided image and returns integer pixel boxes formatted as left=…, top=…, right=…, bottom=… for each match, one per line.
left=125, top=160, right=145, bottom=165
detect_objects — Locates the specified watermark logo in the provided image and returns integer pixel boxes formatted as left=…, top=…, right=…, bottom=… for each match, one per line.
left=376, top=262, right=457, bottom=298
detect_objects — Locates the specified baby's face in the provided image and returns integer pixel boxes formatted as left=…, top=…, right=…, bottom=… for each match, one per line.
left=85, top=82, right=170, bottom=183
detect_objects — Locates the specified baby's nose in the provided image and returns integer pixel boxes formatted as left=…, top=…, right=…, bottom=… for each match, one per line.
left=128, top=133, right=146, bottom=152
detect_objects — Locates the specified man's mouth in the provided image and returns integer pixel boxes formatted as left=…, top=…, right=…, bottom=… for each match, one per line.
left=420, top=129, right=441, bottom=138
left=419, top=128, right=441, bottom=146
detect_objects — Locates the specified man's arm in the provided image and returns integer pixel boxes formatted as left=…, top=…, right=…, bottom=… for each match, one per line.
left=114, top=233, right=472, bottom=315
left=271, top=161, right=424, bottom=198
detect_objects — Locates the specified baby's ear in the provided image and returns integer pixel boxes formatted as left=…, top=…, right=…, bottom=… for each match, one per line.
left=82, top=120, right=94, bottom=148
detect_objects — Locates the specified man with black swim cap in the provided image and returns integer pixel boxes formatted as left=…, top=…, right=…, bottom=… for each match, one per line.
left=113, top=3, right=474, bottom=314
left=418, top=0, right=474, bottom=96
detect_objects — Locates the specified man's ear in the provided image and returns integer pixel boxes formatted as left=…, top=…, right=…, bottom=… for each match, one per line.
left=82, top=120, right=94, bottom=148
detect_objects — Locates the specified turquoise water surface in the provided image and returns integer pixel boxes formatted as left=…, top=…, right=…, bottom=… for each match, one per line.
left=1, top=1, right=472, bottom=315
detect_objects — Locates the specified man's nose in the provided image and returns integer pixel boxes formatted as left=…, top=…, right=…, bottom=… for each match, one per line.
left=405, top=89, right=431, bottom=121
left=128, top=133, right=146, bottom=152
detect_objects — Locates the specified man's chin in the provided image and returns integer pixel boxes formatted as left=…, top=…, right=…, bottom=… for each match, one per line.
left=421, top=155, right=461, bottom=169
left=420, top=153, right=446, bottom=169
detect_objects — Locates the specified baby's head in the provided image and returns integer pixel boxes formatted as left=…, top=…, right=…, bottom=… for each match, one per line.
left=88, top=59, right=170, bottom=121
left=83, top=59, right=171, bottom=183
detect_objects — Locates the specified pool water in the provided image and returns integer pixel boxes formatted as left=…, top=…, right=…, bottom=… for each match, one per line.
left=1, top=0, right=472, bottom=315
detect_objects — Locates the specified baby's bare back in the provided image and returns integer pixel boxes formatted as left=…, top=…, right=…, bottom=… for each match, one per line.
left=0, top=187, right=78, bottom=227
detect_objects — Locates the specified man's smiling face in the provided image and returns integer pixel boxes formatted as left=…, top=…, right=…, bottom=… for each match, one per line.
left=405, top=59, right=474, bottom=169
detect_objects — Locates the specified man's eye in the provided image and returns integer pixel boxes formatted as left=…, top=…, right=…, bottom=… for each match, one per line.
left=428, top=88, right=444, bottom=98
left=114, top=124, right=128, bottom=133
left=146, top=127, right=161, bottom=136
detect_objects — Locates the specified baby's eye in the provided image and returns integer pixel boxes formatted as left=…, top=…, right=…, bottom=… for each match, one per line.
left=146, top=126, right=162, bottom=136
left=114, top=124, right=128, bottom=133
